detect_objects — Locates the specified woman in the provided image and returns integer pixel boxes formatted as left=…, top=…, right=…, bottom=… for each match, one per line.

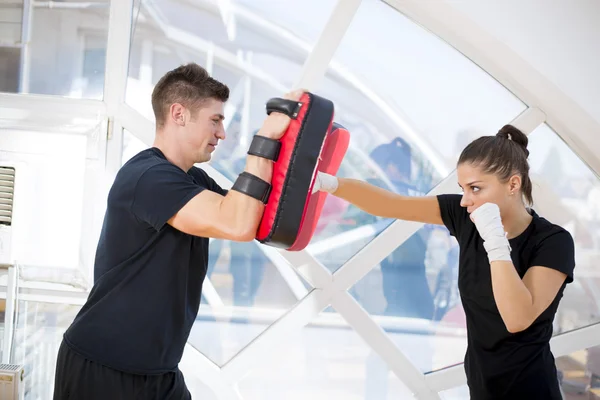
left=313, top=125, right=575, bottom=399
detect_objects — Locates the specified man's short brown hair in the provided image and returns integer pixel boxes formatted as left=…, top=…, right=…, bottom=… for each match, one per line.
left=151, top=63, right=230, bottom=128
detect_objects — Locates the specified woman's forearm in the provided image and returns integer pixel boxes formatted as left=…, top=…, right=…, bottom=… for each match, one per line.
left=334, top=178, right=397, bottom=218
left=332, top=178, right=444, bottom=225
left=490, top=260, right=534, bottom=333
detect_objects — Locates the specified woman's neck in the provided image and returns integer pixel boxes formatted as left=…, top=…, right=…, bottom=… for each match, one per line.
left=503, top=205, right=533, bottom=239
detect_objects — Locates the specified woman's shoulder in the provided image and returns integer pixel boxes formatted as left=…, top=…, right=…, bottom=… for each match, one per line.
left=530, top=210, right=574, bottom=244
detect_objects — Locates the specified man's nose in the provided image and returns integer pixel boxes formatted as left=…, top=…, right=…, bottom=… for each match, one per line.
left=217, top=126, right=226, bottom=140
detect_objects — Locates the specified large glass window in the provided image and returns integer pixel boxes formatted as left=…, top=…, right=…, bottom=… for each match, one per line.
left=1, top=0, right=111, bottom=99
left=125, top=0, right=335, bottom=121
left=189, top=241, right=313, bottom=366
left=348, top=225, right=464, bottom=374
left=237, top=312, right=414, bottom=399
left=308, top=0, right=527, bottom=271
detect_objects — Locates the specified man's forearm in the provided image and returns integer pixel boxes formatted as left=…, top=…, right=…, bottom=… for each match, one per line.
left=221, top=137, right=276, bottom=241
left=244, top=153, right=273, bottom=183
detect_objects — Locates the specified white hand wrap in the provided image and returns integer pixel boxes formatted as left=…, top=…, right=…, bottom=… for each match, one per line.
left=470, top=203, right=512, bottom=262
left=312, top=171, right=338, bottom=194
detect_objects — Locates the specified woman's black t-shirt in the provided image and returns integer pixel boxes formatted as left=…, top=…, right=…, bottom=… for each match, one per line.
left=437, top=194, right=575, bottom=400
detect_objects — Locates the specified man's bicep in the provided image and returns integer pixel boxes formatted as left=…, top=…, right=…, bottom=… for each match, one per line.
left=167, top=190, right=245, bottom=240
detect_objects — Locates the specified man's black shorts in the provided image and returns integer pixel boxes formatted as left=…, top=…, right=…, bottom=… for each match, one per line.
left=53, top=339, right=191, bottom=400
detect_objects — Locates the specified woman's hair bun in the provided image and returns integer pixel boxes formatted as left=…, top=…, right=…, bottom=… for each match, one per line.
left=496, top=124, right=529, bottom=157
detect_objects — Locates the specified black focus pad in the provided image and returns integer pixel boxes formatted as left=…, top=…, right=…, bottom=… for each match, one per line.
left=231, top=172, right=271, bottom=204
left=266, top=98, right=303, bottom=119
left=247, top=135, right=281, bottom=161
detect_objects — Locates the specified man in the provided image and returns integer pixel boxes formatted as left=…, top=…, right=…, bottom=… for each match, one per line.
left=53, top=63, right=301, bottom=399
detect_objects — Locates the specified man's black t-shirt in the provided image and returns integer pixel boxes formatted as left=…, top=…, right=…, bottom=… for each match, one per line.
left=64, top=147, right=226, bottom=374
left=437, top=194, right=575, bottom=400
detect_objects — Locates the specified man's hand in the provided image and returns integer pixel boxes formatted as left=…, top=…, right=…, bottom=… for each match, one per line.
left=256, top=89, right=306, bottom=140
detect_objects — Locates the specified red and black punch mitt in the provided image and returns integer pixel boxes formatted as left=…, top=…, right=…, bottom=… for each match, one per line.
left=256, top=92, right=350, bottom=251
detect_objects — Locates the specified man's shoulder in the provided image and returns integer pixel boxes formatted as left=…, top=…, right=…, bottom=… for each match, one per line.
left=118, top=148, right=183, bottom=184
left=189, top=165, right=210, bottom=182
left=109, top=148, right=181, bottom=203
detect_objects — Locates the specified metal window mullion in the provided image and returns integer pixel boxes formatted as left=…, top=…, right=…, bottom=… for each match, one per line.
left=293, top=0, right=362, bottom=90
left=104, top=0, right=135, bottom=176
left=331, top=291, right=440, bottom=399
left=220, top=289, right=331, bottom=382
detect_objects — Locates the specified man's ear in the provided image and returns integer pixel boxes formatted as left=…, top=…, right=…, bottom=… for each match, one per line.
left=170, top=103, right=186, bottom=126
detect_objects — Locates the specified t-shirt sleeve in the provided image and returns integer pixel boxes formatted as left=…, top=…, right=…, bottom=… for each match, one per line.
left=208, top=177, right=228, bottom=196
left=530, top=230, right=575, bottom=283
left=192, top=166, right=228, bottom=196
left=131, top=164, right=206, bottom=231
left=436, top=194, right=469, bottom=238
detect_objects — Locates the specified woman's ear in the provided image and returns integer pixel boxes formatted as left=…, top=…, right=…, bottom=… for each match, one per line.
left=508, top=174, right=522, bottom=195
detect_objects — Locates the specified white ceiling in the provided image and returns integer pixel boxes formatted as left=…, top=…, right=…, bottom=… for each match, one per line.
left=449, top=0, right=600, bottom=125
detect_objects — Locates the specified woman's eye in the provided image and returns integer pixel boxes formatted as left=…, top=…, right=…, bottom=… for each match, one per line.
left=472, top=186, right=480, bottom=192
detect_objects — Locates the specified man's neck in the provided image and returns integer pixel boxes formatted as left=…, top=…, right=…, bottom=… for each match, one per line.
left=153, top=134, right=193, bottom=172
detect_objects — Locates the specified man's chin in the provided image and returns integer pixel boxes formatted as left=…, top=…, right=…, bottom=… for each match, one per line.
left=196, top=154, right=211, bottom=164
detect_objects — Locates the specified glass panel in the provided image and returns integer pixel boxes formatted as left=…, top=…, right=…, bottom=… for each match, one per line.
left=556, top=343, right=600, bottom=398
left=0, top=47, right=21, bottom=93
left=350, top=225, right=466, bottom=373
left=439, top=385, right=470, bottom=400
left=309, top=0, right=527, bottom=271
left=528, top=124, right=600, bottom=333
left=0, top=0, right=23, bottom=44
left=0, top=123, right=105, bottom=282
left=3, top=0, right=110, bottom=99
left=190, top=240, right=313, bottom=366
left=12, top=301, right=82, bottom=399
left=233, top=0, right=338, bottom=44
left=237, top=311, right=415, bottom=399
left=126, top=0, right=335, bottom=121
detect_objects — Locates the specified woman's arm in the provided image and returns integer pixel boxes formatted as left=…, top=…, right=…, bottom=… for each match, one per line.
left=325, top=176, right=445, bottom=226
left=490, top=261, right=567, bottom=333
left=470, top=203, right=572, bottom=333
